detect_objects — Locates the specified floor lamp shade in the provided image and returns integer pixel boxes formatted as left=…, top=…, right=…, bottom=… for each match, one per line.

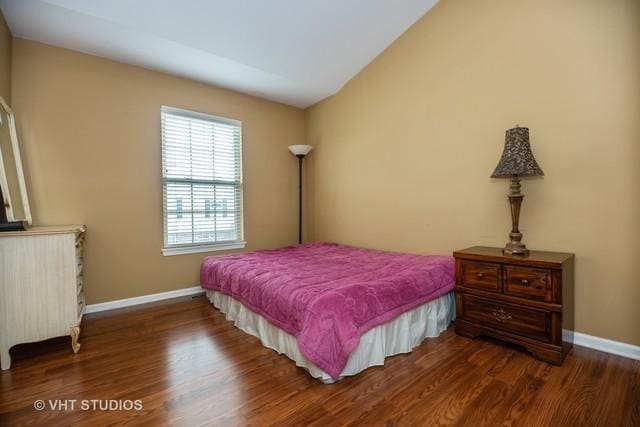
left=289, top=145, right=312, bottom=244
left=288, top=145, right=313, bottom=156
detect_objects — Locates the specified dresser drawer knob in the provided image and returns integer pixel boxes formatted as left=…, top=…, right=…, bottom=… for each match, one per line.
left=476, top=273, right=484, bottom=279
left=492, top=308, right=512, bottom=323
left=521, top=279, right=529, bottom=285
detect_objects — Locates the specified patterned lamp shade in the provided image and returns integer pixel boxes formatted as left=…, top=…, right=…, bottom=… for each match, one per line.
left=491, top=127, right=544, bottom=177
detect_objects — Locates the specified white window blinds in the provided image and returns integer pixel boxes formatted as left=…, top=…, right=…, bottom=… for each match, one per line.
left=161, top=106, right=243, bottom=249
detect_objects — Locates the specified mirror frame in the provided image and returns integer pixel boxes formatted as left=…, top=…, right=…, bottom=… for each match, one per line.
left=0, top=96, right=32, bottom=225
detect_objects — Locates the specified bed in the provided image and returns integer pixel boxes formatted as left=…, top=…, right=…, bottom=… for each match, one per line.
left=200, top=242, right=455, bottom=382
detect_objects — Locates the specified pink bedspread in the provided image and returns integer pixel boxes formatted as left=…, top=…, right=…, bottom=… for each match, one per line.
left=200, top=242, right=454, bottom=378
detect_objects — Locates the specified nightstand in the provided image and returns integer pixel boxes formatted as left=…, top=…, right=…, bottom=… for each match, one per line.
left=453, top=246, right=574, bottom=364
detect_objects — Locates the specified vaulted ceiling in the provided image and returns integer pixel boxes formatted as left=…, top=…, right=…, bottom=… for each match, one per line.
left=0, top=0, right=438, bottom=107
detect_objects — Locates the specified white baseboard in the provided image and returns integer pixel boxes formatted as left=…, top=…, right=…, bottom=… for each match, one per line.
left=86, top=289, right=640, bottom=361
left=85, top=286, right=204, bottom=314
left=564, top=329, right=640, bottom=361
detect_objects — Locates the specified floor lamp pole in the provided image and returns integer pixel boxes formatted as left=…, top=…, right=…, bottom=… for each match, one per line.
left=297, top=154, right=304, bottom=244
left=288, top=144, right=312, bottom=245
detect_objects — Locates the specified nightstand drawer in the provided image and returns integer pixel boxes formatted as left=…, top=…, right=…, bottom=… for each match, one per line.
left=504, top=266, right=553, bottom=302
left=460, top=261, right=500, bottom=292
left=461, top=295, right=551, bottom=342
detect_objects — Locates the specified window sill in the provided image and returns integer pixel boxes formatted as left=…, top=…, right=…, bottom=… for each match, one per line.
left=162, top=241, right=246, bottom=256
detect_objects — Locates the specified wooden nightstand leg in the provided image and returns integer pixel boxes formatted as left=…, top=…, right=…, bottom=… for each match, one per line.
left=454, top=319, right=481, bottom=339
left=522, top=343, right=563, bottom=365
left=70, top=326, right=81, bottom=353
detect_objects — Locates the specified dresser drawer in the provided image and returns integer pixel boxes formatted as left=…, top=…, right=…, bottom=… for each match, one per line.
left=461, top=295, right=551, bottom=342
left=504, top=266, right=553, bottom=302
left=460, top=261, right=500, bottom=292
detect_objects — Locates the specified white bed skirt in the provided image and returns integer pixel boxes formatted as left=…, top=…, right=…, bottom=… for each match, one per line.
left=206, top=290, right=455, bottom=383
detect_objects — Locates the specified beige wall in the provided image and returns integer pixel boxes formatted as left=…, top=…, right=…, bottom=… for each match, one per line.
left=305, top=0, right=640, bottom=345
left=0, top=10, right=11, bottom=103
left=6, top=1, right=639, bottom=345
left=12, top=39, right=305, bottom=304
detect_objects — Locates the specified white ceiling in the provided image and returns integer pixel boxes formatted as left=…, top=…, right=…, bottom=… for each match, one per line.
left=0, top=0, right=438, bottom=108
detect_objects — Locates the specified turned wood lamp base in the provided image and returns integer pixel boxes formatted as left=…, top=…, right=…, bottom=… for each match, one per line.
left=503, top=174, right=530, bottom=256
left=503, top=242, right=529, bottom=256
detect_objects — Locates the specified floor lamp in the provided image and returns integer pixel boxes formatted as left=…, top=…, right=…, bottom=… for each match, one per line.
left=288, top=145, right=313, bottom=244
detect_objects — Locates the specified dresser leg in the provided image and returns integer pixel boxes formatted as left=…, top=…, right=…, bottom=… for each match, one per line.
left=0, top=348, right=10, bottom=370
left=70, top=326, right=81, bottom=354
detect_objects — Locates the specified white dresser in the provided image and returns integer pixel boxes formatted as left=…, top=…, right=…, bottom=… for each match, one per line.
left=0, top=225, right=86, bottom=370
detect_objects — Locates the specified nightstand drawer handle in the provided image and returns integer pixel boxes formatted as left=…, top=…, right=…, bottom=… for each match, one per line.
left=492, top=309, right=512, bottom=323
left=476, top=273, right=484, bottom=279
left=521, top=279, right=529, bottom=285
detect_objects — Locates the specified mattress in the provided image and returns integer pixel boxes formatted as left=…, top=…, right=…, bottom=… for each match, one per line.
left=201, top=242, right=455, bottom=378
left=207, top=290, right=455, bottom=382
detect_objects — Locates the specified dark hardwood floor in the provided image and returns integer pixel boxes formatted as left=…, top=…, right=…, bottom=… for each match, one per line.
left=0, top=294, right=638, bottom=426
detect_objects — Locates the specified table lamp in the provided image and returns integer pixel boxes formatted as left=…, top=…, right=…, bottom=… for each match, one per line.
left=491, top=126, right=544, bottom=256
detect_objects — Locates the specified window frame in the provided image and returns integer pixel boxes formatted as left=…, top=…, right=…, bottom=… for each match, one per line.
left=160, top=105, right=245, bottom=256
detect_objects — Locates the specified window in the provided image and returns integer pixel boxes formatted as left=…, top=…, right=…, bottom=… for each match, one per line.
left=161, top=106, right=244, bottom=255
left=176, top=199, right=183, bottom=219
